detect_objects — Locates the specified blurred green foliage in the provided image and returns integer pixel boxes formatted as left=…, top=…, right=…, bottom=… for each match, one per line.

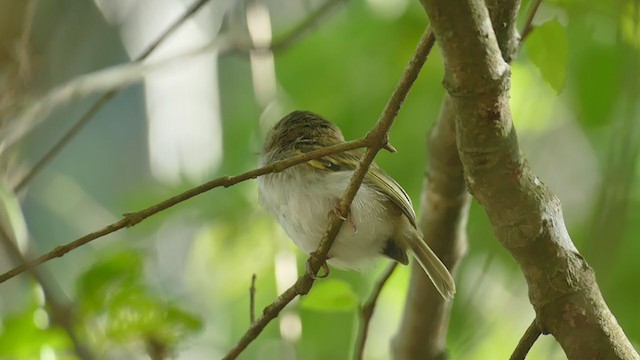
left=76, top=251, right=202, bottom=352
left=300, top=279, right=359, bottom=312
left=0, top=251, right=202, bottom=359
left=0, top=0, right=638, bottom=359
left=525, top=20, right=568, bottom=93
left=0, top=286, right=71, bottom=359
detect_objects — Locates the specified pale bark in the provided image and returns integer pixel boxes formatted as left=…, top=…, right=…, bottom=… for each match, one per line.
left=418, top=0, right=639, bottom=358
left=392, top=0, right=521, bottom=357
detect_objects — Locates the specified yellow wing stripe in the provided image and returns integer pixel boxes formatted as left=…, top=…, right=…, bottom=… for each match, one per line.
left=307, top=159, right=329, bottom=170
left=294, top=147, right=416, bottom=227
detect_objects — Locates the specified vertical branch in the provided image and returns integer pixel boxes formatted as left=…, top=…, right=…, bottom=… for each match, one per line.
left=392, top=95, right=470, bottom=360
left=249, top=274, right=257, bottom=323
left=393, top=0, right=522, bottom=358
left=486, top=0, right=522, bottom=61
left=419, top=0, right=639, bottom=357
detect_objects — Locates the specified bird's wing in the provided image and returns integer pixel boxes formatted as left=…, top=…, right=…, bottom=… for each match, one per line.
left=297, top=146, right=417, bottom=228
left=365, top=166, right=417, bottom=228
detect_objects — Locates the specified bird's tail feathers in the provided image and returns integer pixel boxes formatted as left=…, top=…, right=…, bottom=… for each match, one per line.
left=407, top=232, right=456, bottom=300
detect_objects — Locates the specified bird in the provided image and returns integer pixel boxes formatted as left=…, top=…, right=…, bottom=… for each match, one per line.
left=257, top=110, right=455, bottom=300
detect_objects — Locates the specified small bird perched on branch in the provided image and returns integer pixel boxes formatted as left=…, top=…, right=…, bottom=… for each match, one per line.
left=258, top=110, right=455, bottom=300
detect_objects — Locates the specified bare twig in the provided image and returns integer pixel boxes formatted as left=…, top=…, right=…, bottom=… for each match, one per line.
left=222, top=272, right=312, bottom=360
left=221, top=27, right=436, bottom=360
left=268, top=0, right=344, bottom=53
left=519, top=0, right=543, bottom=43
left=0, top=139, right=367, bottom=284
left=13, top=92, right=116, bottom=191
left=249, top=274, right=257, bottom=323
left=11, top=0, right=345, bottom=191
left=509, top=319, right=542, bottom=360
left=136, top=0, right=212, bottom=60
left=10, top=0, right=214, bottom=190
left=353, top=263, right=397, bottom=360
left=2, top=37, right=231, bottom=164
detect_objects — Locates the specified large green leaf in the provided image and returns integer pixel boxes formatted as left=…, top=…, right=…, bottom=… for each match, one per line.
left=525, top=21, right=569, bottom=93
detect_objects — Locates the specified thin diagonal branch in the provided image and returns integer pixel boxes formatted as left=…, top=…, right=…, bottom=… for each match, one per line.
left=3, top=36, right=232, bottom=166
left=354, top=263, right=397, bottom=360
left=519, top=0, right=543, bottom=43
left=262, top=0, right=344, bottom=54
left=0, top=139, right=366, bottom=284
left=509, top=319, right=542, bottom=360
left=136, top=0, right=212, bottom=60
left=10, top=0, right=212, bottom=191
left=11, top=0, right=345, bottom=191
left=222, top=26, right=436, bottom=360
left=13, top=92, right=116, bottom=191
left=9, top=0, right=214, bottom=190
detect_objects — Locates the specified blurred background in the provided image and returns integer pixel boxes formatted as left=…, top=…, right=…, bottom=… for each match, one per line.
left=0, top=0, right=638, bottom=359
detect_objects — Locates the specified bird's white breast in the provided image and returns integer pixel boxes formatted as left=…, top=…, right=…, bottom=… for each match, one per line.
left=257, top=164, right=394, bottom=270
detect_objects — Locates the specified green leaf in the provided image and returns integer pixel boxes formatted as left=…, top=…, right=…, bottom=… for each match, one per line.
left=300, top=279, right=359, bottom=312
left=105, top=290, right=202, bottom=345
left=75, top=251, right=203, bottom=349
left=525, top=21, right=568, bottom=93
left=76, top=251, right=143, bottom=309
left=0, top=301, right=71, bottom=357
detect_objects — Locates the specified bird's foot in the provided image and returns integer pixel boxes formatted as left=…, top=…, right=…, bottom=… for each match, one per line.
left=306, top=252, right=330, bottom=279
left=329, top=206, right=357, bottom=234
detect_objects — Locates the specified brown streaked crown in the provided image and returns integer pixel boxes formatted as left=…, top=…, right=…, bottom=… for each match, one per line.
left=264, top=111, right=345, bottom=153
